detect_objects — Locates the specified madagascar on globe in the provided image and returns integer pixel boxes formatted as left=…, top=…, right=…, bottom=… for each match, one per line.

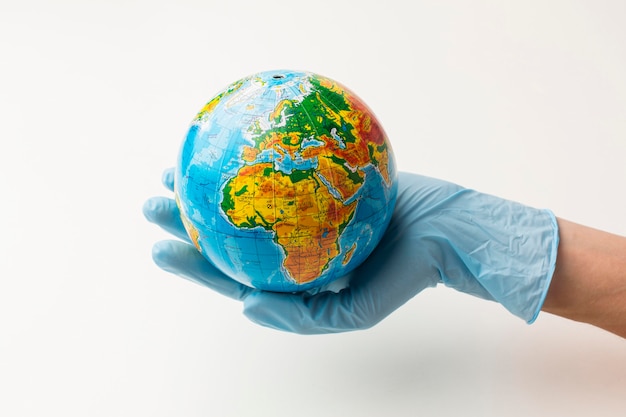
left=174, top=70, right=397, bottom=292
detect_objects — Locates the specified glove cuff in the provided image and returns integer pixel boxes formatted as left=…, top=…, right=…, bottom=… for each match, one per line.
left=525, top=209, right=559, bottom=324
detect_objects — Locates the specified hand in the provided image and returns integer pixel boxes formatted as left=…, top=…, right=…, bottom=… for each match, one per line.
left=144, top=168, right=558, bottom=334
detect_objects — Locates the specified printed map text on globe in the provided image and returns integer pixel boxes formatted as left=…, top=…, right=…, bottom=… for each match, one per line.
left=175, top=70, right=397, bottom=292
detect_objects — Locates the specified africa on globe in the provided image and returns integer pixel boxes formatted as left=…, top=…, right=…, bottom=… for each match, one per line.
left=174, top=70, right=397, bottom=292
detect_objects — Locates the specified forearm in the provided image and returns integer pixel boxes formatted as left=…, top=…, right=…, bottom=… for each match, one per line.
left=541, top=218, right=626, bottom=338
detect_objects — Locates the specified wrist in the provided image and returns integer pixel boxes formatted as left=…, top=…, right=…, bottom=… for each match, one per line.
left=541, top=219, right=626, bottom=338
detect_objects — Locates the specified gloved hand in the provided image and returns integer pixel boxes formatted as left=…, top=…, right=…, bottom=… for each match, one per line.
left=143, top=168, right=559, bottom=334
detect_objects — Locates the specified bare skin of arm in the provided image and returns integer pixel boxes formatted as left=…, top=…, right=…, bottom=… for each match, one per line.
left=542, top=218, right=626, bottom=338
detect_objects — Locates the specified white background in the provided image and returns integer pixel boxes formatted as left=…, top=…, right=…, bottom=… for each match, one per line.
left=1, top=1, right=625, bottom=416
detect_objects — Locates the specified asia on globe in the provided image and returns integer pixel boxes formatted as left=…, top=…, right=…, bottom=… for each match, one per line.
left=174, top=70, right=397, bottom=292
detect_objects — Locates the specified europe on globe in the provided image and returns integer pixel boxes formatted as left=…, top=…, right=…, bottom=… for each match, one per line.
left=174, top=70, right=397, bottom=292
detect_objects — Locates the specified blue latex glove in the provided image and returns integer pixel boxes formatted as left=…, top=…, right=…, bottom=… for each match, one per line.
left=143, top=168, right=559, bottom=334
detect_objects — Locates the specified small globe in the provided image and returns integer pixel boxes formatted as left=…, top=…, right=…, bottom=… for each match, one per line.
left=175, top=70, right=397, bottom=292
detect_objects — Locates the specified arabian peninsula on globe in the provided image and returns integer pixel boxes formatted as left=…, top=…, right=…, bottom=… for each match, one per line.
left=174, top=70, right=397, bottom=292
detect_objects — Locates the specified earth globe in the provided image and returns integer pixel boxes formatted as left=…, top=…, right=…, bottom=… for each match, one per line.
left=174, top=69, right=397, bottom=292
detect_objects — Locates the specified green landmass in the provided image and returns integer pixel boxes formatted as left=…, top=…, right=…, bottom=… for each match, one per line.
left=251, top=76, right=359, bottom=149
left=289, top=168, right=316, bottom=184
left=235, top=185, right=249, bottom=196
left=221, top=182, right=235, bottom=213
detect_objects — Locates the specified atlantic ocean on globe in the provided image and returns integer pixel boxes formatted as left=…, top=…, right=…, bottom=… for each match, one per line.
left=174, top=70, right=397, bottom=292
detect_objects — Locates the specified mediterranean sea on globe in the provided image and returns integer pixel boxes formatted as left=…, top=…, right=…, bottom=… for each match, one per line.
left=174, top=70, right=397, bottom=292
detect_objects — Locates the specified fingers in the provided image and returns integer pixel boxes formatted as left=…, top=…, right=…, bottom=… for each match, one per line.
left=152, top=240, right=256, bottom=301
left=143, top=197, right=191, bottom=243
left=243, top=255, right=425, bottom=335
left=243, top=289, right=373, bottom=334
left=162, top=167, right=175, bottom=192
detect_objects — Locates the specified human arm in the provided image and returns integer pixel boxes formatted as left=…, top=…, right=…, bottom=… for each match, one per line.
left=542, top=219, right=626, bottom=338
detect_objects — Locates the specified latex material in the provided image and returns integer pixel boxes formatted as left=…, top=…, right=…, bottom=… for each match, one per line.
left=144, top=169, right=559, bottom=334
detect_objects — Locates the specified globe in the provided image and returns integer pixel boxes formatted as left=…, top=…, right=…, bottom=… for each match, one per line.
left=174, top=70, right=397, bottom=292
